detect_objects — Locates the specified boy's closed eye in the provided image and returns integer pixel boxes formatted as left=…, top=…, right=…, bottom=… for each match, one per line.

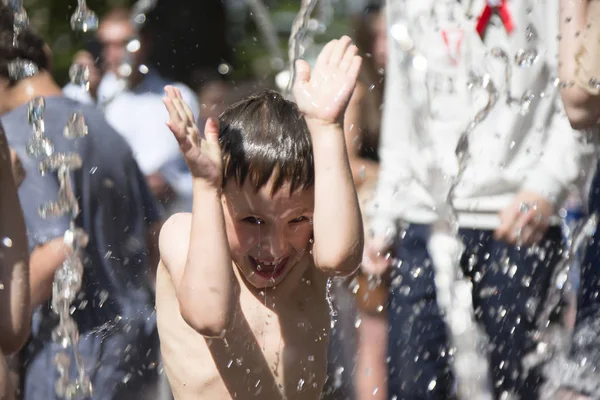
left=289, top=216, right=309, bottom=224
left=241, top=216, right=311, bottom=225
left=242, top=216, right=264, bottom=225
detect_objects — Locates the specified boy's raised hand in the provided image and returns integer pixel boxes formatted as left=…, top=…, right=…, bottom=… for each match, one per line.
left=293, top=36, right=362, bottom=126
left=163, top=85, right=223, bottom=189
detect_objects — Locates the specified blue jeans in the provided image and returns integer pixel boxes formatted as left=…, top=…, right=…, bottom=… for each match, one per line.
left=387, top=224, right=563, bottom=400
left=579, top=162, right=600, bottom=322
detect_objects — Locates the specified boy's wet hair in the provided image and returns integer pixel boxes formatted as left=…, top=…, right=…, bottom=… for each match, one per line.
left=219, top=89, right=314, bottom=196
left=0, top=4, right=50, bottom=81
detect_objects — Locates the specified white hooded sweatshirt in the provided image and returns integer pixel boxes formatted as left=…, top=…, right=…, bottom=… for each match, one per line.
left=369, top=0, right=598, bottom=237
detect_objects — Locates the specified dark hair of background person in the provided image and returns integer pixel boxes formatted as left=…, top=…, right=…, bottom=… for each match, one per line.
left=0, top=4, right=49, bottom=81
left=219, top=89, right=314, bottom=196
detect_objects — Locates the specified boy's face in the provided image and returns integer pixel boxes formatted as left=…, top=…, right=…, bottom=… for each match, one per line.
left=222, top=179, right=314, bottom=289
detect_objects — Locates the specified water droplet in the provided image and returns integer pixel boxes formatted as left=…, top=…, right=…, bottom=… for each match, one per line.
left=297, top=378, right=305, bottom=391
left=514, top=49, right=538, bottom=68
left=122, top=373, right=132, bottom=384
left=525, top=24, right=538, bottom=42
left=589, top=78, right=600, bottom=90
left=12, top=6, right=29, bottom=46
left=70, top=1, right=99, bottom=32
left=63, top=112, right=89, bottom=139
left=68, top=63, right=90, bottom=89
left=98, top=290, right=109, bottom=307
left=308, top=355, right=314, bottom=362
left=427, top=379, right=437, bottom=391
left=2, top=237, right=13, bottom=247
left=7, top=58, right=38, bottom=81
left=26, top=136, right=54, bottom=158
left=218, top=63, right=231, bottom=75
left=126, top=39, right=141, bottom=53
left=27, top=96, right=46, bottom=124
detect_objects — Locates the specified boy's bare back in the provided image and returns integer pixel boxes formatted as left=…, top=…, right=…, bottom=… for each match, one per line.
left=156, top=213, right=330, bottom=399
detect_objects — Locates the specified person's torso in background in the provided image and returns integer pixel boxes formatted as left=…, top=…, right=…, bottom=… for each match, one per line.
left=1, top=96, right=159, bottom=337
left=389, top=0, right=595, bottom=223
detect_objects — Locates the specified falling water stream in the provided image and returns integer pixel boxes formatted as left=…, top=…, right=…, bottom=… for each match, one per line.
left=7, top=1, right=97, bottom=397
left=387, top=1, right=497, bottom=398
left=286, top=0, right=319, bottom=94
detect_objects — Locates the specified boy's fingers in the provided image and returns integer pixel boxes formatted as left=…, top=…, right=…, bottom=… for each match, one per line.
left=164, top=85, right=176, bottom=99
left=339, top=44, right=358, bottom=72
left=182, top=102, right=195, bottom=123
left=295, top=60, right=311, bottom=85
left=315, top=39, right=337, bottom=71
left=347, top=56, right=362, bottom=83
left=163, top=97, right=182, bottom=126
left=174, top=87, right=183, bottom=100
left=172, top=99, right=191, bottom=128
left=329, top=36, right=352, bottom=67
left=204, top=117, right=220, bottom=143
left=166, top=120, right=186, bottom=143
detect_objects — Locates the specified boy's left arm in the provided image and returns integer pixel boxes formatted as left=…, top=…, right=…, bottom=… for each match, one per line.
left=293, top=36, right=364, bottom=276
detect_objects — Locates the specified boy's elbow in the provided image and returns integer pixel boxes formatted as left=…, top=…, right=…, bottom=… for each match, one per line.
left=179, top=299, right=232, bottom=339
left=316, top=243, right=363, bottom=277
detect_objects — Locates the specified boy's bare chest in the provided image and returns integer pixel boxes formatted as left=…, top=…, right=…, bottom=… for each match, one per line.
left=219, top=281, right=330, bottom=397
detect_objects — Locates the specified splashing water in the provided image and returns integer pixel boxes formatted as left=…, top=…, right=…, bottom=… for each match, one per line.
left=286, top=0, right=319, bottom=95
left=9, top=1, right=28, bottom=47
left=70, top=0, right=98, bottom=33
left=525, top=214, right=599, bottom=398
left=9, top=3, right=99, bottom=395
left=387, top=1, right=496, bottom=398
left=325, top=277, right=337, bottom=327
left=26, top=93, right=92, bottom=398
left=490, top=47, right=536, bottom=115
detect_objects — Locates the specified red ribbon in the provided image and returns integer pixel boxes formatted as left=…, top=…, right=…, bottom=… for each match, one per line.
left=441, top=28, right=465, bottom=65
left=476, top=0, right=514, bottom=39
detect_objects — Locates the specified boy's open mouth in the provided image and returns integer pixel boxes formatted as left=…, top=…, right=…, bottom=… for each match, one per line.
left=248, top=256, right=289, bottom=280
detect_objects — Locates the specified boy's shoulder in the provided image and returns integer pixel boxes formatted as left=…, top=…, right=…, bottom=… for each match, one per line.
left=159, top=212, right=192, bottom=269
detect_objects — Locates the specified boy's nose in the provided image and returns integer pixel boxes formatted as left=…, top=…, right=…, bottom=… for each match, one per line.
left=260, top=234, right=289, bottom=259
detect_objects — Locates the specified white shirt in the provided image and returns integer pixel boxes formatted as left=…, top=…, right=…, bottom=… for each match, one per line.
left=62, top=83, right=95, bottom=105
left=97, top=69, right=199, bottom=177
left=370, top=0, right=598, bottom=235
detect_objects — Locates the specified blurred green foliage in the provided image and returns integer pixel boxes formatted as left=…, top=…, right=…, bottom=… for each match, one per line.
left=24, top=0, right=134, bottom=84
left=24, top=0, right=354, bottom=86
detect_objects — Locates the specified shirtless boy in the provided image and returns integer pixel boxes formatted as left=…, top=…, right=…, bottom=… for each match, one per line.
left=156, top=36, right=364, bottom=399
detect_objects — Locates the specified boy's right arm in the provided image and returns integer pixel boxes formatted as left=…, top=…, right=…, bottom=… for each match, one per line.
left=160, top=86, right=236, bottom=338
